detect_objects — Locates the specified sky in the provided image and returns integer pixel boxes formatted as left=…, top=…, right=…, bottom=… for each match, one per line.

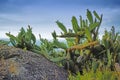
left=0, top=0, right=120, bottom=39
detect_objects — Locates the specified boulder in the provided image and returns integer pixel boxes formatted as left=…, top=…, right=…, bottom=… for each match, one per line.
left=0, top=46, right=68, bottom=80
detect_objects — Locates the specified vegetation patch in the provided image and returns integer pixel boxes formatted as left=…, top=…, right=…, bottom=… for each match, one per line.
left=0, top=10, right=120, bottom=80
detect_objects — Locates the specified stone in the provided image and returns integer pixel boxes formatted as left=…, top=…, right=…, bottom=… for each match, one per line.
left=0, top=46, right=68, bottom=80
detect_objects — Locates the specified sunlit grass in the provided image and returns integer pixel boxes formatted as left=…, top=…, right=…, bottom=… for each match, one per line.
left=68, top=69, right=119, bottom=80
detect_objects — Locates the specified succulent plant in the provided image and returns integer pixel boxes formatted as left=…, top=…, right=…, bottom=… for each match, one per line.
left=52, top=9, right=103, bottom=74
left=6, top=25, right=36, bottom=50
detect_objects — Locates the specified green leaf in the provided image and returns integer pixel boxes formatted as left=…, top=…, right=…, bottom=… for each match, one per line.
left=6, top=33, right=17, bottom=41
left=82, top=20, right=86, bottom=27
left=6, top=33, right=18, bottom=46
left=66, top=38, right=75, bottom=47
left=31, top=33, right=36, bottom=44
left=25, top=32, right=31, bottom=41
left=54, top=40, right=67, bottom=49
left=80, top=16, right=83, bottom=28
left=56, top=21, right=67, bottom=33
left=50, top=57, right=65, bottom=62
left=52, top=31, right=57, bottom=39
left=18, top=27, right=25, bottom=38
left=85, top=19, right=88, bottom=26
left=87, top=9, right=93, bottom=24
left=93, top=11, right=101, bottom=20
left=85, top=27, right=92, bottom=41
left=10, top=38, right=16, bottom=47
left=89, top=22, right=99, bottom=31
left=92, top=59, right=99, bottom=73
left=107, top=49, right=112, bottom=67
left=71, top=16, right=80, bottom=33
left=17, top=27, right=26, bottom=43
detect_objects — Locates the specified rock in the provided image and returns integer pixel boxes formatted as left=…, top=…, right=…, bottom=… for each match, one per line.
left=0, top=46, right=68, bottom=80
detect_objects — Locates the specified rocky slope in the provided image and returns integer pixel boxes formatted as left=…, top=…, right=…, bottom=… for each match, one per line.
left=0, top=46, right=68, bottom=80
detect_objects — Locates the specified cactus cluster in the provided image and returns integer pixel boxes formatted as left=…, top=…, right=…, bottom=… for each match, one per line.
left=52, top=9, right=103, bottom=74
left=52, top=9, right=120, bottom=78
left=101, top=26, right=120, bottom=70
left=6, top=25, right=36, bottom=50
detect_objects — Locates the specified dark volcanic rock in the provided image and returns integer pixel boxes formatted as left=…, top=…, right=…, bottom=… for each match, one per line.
left=0, top=46, right=68, bottom=80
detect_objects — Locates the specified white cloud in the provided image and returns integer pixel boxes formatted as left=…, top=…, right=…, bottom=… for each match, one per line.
left=0, top=0, right=120, bottom=40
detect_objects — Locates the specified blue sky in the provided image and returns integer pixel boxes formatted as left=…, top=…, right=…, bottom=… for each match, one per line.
left=0, top=0, right=120, bottom=39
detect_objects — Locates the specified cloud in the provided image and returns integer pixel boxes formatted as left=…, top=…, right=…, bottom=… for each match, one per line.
left=0, top=0, right=120, bottom=39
